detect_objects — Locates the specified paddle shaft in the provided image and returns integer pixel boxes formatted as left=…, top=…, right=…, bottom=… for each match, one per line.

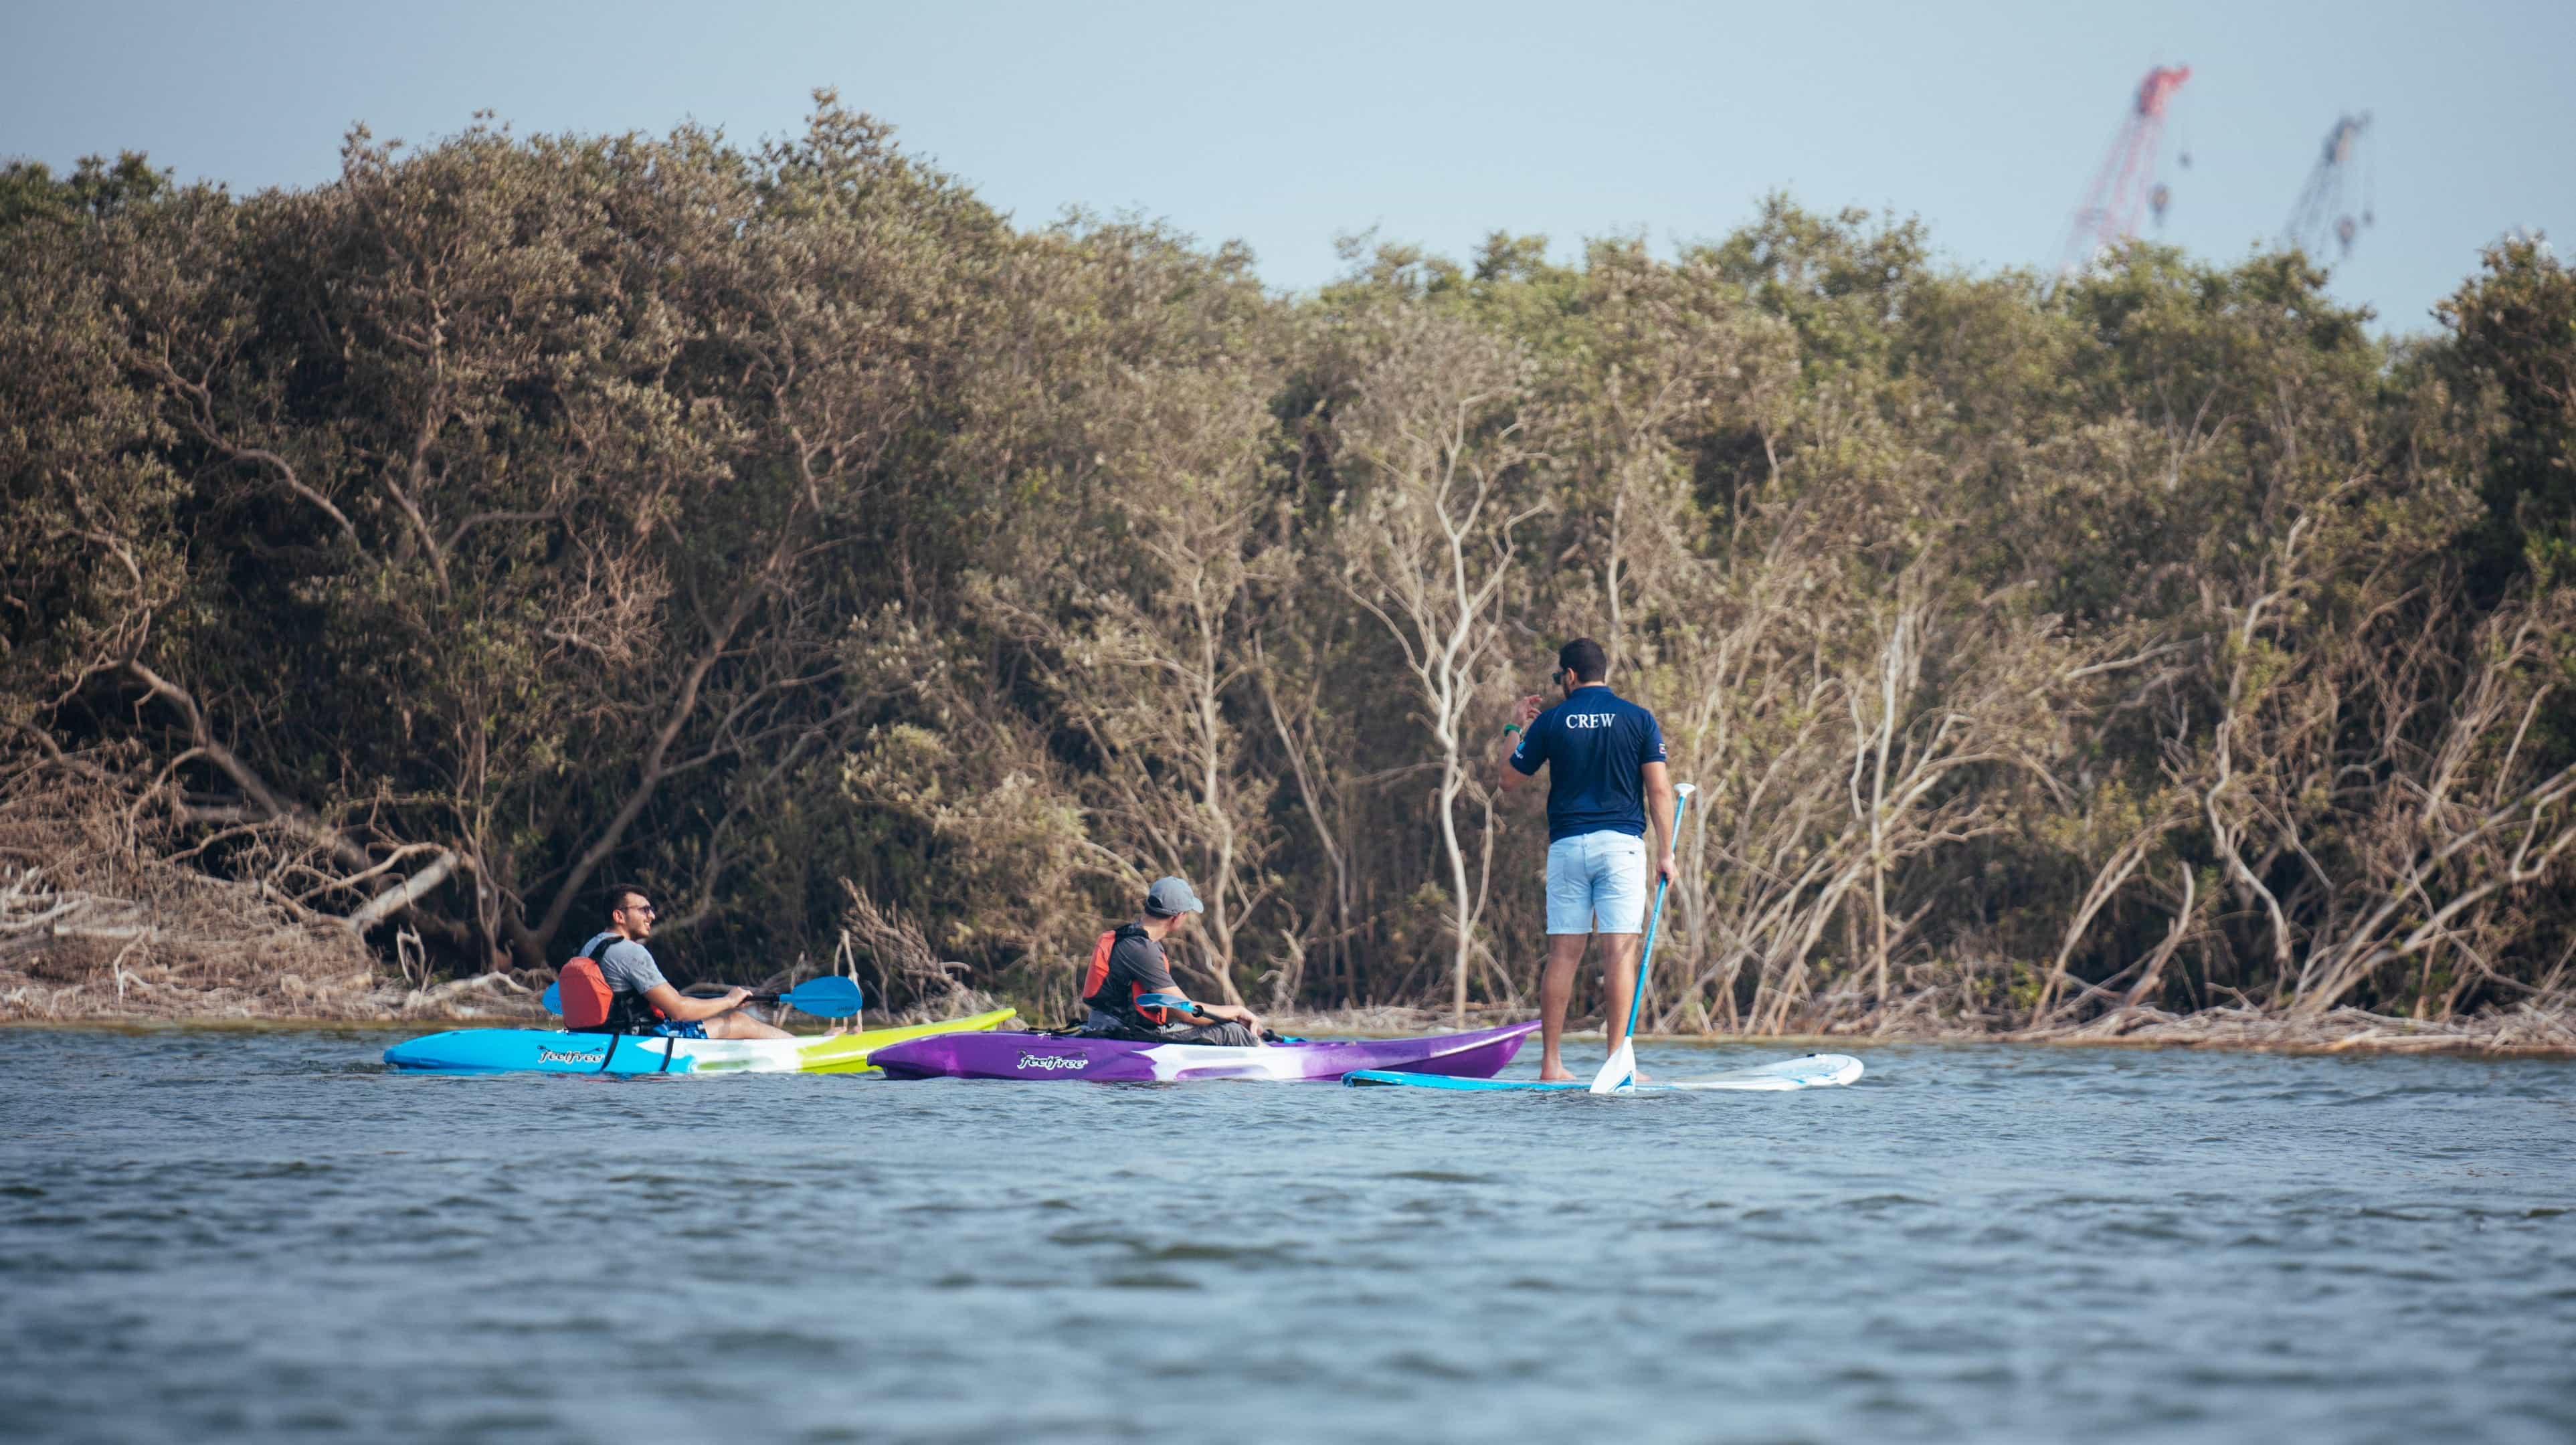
left=685, top=979, right=855, bottom=1004
left=1618, top=784, right=1693, bottom=1044
left=545, top=975, right=862, bottom=1020
left=667, top=976, right=863, bottom=1018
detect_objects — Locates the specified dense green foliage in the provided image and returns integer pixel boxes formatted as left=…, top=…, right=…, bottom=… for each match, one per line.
left=7, top=100, right=2573, bottom=1030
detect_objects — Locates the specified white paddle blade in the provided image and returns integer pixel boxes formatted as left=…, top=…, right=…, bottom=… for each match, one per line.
left=1675, top=781, right=1696, bottom=800
left=1588, top=1037, right=1636, bottom=1094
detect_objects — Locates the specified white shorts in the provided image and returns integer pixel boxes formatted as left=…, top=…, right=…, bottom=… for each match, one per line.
left=1546, top=830, right=1649, bottom=935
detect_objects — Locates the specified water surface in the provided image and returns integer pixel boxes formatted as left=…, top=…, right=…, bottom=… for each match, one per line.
left=3, top=1029, right=2571, bottom=1442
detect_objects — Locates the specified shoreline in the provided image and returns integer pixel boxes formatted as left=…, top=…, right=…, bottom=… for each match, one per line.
left=6, top=998, right=2571, bottom=1060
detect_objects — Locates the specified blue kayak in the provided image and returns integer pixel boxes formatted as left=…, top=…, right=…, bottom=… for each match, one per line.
left=381, top=1009, right=1016, bottom=1075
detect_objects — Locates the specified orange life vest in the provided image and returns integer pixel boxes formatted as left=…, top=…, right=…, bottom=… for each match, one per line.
left=561, top=933, right=668, bottom=1033
left=1080, top=924, right=1170, bottom=1026
left=559, top=955, right=616, bottom=1030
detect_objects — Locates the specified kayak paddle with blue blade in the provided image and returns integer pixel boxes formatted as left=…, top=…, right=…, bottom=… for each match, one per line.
left=1063, top=993, right=1286, bottom=1043
left=539, top=974, right=865, bottom=1019
left=1592, top=781, right=1693, bottom=1095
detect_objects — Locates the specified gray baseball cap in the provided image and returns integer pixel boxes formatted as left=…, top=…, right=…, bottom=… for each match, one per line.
left=1145, top=876, right=1205, bottom=917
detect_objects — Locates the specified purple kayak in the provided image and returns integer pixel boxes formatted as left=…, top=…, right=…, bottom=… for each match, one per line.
left=870, top=1020, right=1539, bottom=1082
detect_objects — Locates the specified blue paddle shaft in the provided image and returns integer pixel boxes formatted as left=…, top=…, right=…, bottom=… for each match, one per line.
left=1621, top=786, right=1692, bottom=1040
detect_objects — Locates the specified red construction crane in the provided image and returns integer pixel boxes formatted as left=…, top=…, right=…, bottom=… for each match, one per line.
left=2057, top=65, right=2193, bottom=278
left=2282, top=112, right=2374, bottom=260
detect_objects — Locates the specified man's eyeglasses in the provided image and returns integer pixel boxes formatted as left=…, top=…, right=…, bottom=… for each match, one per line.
left=622, top=902, right=657, bottom=917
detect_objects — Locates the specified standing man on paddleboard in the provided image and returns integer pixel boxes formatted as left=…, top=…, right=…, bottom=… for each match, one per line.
left=577, top=886, right=792, bottom=1040
left=1077, top=876, right=1267, bottom=1044
left=1497, top=638, right=1677, bottom=1081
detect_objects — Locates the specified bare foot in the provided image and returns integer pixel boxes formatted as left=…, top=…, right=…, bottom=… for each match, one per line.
left=1538, top=1066, right=1577, bottom=1082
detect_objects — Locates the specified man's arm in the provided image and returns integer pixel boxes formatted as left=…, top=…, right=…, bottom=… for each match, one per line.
left=1139, top=992, right=1265, bottom=1034
left=1642, top=760, right=1677, bottom=882
left=642, top=981, right=751, bottom=1023
left=1137, top=945, right=1263, bottom=1036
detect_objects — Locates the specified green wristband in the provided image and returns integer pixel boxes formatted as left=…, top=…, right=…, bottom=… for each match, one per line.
left=1501, top=723, right=1522, bottom=736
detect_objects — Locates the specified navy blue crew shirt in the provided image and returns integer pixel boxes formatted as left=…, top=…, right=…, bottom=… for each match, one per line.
left=1508, top=686, right=1667, bottom=842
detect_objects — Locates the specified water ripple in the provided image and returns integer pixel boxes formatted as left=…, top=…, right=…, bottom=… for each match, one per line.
left=0, top=1029, right=2569, bottom=1443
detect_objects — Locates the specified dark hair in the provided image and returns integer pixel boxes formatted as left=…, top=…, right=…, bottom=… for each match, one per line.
left=1558, top=638, right=1608, bottom=684
left=606, top=884, right=652, bottom=917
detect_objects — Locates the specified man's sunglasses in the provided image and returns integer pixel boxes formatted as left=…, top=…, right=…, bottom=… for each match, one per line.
left=620, top=902, right=657, bottom=917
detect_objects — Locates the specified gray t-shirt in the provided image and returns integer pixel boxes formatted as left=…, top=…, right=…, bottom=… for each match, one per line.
left=580, top=931, right=666, bottom=998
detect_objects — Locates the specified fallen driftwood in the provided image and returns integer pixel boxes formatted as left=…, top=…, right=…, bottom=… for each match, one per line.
left=397, top=970, right=538, bottom=1019
left=2014, top=1001, right=2576, bottom=1058
left=0, top=860, right=398, bottom=1022
left=0, top=868, right=155, bottom=961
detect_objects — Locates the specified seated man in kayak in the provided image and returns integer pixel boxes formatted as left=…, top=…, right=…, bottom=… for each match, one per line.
left=1079, top=876, right=1266, bottom=1045
left=575, top=886, right=791, bottom=1040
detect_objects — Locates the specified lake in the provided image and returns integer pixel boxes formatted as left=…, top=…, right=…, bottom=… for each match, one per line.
left=2, top=1028, right=2571, bottom=1442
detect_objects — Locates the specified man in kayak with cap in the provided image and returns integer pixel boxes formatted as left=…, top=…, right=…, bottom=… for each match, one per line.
left=1496, top=638, right=1676, bottom=1080
left=1077, top=876, right=1267, bottom=1044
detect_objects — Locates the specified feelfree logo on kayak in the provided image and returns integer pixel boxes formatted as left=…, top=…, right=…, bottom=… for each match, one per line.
left=537, top=1048, right=606, bottom=1066
left=1016, top=1052, right=1089, bottom=1072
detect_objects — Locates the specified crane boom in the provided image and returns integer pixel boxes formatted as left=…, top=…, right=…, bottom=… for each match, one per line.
left=2057, top=65, right=2192, bottom=278
left=2282, top=112, right=2374, bottom=260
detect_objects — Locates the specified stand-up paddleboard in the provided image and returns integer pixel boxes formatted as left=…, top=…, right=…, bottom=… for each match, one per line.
left=1345, top=1052, right=1863, bottom=1092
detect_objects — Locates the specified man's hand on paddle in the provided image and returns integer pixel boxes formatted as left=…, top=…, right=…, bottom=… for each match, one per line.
left=1196, top=1001, right=1265, bottom=1036
left=1643, top=759, right=1680, bottom=884
left=1496, top=694, right=1547, bottom=799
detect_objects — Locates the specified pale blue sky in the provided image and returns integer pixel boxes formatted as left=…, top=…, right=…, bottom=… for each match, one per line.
left=4, top=0, right=2568, bottom=333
